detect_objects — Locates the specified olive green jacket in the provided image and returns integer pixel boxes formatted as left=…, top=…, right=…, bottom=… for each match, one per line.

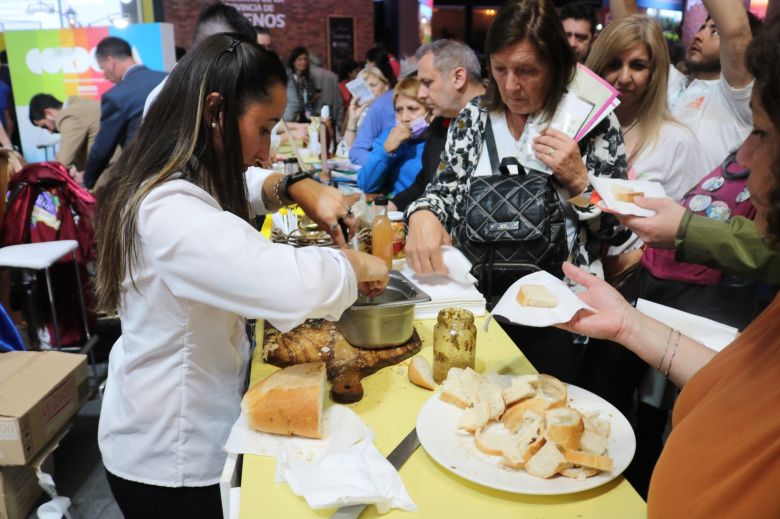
left=675, top=212, right=780, bottom=283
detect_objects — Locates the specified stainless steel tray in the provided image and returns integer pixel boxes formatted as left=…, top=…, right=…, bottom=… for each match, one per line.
left=337, top=271, right=430, bottom=348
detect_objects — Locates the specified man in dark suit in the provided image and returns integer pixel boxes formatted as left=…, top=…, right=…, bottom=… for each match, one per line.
left=84, top=36, right=166, bottom=189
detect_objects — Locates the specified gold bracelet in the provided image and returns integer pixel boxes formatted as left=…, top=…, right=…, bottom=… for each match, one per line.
left=272, top=176, right=288, bottom=209
left=657, top=326, right=674, bottom=370
left=664, top=330, right=682, bottom=378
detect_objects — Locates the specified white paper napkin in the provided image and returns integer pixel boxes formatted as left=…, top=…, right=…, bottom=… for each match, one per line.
left=223, top=405, right=416, bottom=513
left=277, top=428, right=416, bottom=513
left=636, top=298, right=738, bottom=352
left=486, top=270, right=593, bottom=329
left=589, top=175, right=669, bottom=217
left=399, top=246, right=486, bottom=319
left=224, top=405, right=366, bottom=459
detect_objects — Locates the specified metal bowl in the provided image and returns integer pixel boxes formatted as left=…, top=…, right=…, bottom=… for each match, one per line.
left=337, top=270, right=430, bottom=349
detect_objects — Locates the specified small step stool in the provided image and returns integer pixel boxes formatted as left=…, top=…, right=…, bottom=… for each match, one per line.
left=0, top=240, right=100, bottom=386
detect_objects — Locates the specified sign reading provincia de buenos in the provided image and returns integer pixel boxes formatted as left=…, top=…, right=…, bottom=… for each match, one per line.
left=225, top=0, right=287, bottom=29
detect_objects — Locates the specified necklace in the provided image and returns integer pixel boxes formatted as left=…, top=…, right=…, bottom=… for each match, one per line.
left=621, top=119, right=640, bottom=135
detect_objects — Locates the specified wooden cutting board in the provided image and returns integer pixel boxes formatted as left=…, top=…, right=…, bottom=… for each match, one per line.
left=262, top=319, right=421, bottom=403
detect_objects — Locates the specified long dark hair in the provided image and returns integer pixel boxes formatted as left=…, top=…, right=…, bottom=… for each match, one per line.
left=483, top=0, right=576, bottom=120
left=746, top=13, right=780, bottom=241
left=94, top=33, right=287, bottom=312
left=287, top=46, right=310, bottom=77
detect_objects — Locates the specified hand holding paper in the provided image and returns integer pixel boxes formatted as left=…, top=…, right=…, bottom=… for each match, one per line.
left=589, top=175, right=669, bottom=217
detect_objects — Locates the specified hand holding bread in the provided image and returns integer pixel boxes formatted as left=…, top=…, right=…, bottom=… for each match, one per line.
left=611, top=184, right=645, bottom=203
left=517, top=285, right=558, bottom=308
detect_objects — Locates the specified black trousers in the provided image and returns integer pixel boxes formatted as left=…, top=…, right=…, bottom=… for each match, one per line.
left=105, top=470, right=223, bottom=519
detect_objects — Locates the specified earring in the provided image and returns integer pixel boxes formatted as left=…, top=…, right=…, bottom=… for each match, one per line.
left=211, top=122, right=217, bottom=128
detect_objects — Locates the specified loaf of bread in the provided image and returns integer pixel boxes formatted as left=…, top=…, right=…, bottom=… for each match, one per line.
left=241, top=362, right=326, bottom=439
left=408, top=356, right=436, bottom=391
left=516, top=285, right=558, bottom=308
left=611, top=184, right=644, bottom=203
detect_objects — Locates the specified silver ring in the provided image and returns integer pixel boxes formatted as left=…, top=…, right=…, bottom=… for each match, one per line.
left=345, top=206, right=354, bottom=218
left=329, top=223, right=339, bottom=233
left=546, top=146, right=554, bottom=157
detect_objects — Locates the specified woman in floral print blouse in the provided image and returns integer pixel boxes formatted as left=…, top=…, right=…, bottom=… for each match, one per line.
left=404, top=0, right=630, bottom=381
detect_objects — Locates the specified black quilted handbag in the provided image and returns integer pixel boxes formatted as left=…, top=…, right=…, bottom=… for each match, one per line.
left=456, top=119, right=567, bottom=306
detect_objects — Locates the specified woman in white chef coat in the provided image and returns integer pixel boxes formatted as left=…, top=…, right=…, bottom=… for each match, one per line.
left=92, top=34, right=388, bottom=518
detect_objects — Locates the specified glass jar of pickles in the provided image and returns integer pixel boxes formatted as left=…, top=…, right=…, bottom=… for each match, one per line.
left=432, top=308, right=477, bottom=383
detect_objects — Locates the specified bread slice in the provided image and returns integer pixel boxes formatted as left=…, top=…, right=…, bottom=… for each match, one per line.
left=241, top=362, right=326, bottom=439
left=525, top=441, right=569, bottom=479
left=583, top=412, right=611, bottom=438
left=502, top=411, right=545, bottom=466
left=544, top=407, right=584, bottom=450
left=538, top=374, right=568, bottom=407
left=474, top=422, right=515, bottom=456
left=502, top=375, right=567, bottom=431
left=480, top=380, right=506, bottom=420
left=517, top=284, right=558, bottom=308
left=562, top=448, right=614, bottom=472
left=611, top=184, right=644, bottom=203
left=559, top=466, right=600, bottom=479
left=501, top=375, right=537, bottom=406
left=408, top=356, right=436, bottom=390
left=579, top=429, right=609, bottom=455
left=458, top=399, right=492, bottom=433
left=440, top=367, right=482, bottom=408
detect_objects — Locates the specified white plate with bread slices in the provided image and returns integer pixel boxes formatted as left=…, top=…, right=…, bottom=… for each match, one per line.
left=415, top=369, right=636, bottom=495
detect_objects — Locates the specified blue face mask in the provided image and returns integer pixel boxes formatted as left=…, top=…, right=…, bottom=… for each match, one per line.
left=410, top=116, right=430, bottom=139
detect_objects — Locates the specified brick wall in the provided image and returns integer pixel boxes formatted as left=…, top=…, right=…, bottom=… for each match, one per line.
left=162, top=0, right=375, bottom=72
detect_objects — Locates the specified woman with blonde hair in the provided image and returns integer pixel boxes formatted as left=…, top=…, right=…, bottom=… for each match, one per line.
left=358, top=75, right=429, bottom=195
left=339, top=66, right=390, bottom=153
left=586, top=15, right=706, bottom=200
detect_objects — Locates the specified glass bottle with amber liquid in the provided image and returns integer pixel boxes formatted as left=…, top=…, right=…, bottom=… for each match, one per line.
left=371, top=196, right=393, bottom=270
left=432, top=308, right=477, bottom=383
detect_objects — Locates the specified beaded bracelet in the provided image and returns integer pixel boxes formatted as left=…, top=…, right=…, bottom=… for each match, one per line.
left=664, top=329, right=682, bottom=378
left=272, top=175, right=288, bottom=209
left=657, top=326, right=674, bottom=371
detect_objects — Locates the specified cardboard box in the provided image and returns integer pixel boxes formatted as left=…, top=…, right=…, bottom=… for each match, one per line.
left=0, top=352, right=89, bottom=466
left=0, top=455, right=54, bottom=519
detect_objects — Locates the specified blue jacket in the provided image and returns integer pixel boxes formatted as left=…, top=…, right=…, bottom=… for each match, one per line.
left=85, top=65, right=166, bottom=188
left=348, top=90, right=396, bottom=166
left=358, top=127, right=425, bottom=195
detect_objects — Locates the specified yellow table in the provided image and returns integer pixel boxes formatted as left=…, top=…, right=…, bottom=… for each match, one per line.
left=240, top=318, right=647, bottom=518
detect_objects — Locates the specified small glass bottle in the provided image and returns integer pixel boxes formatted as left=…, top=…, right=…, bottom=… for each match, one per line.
left=388, top=210, right=406, bottom=259
left=432, top=308, right=477, bottom=383
left=371, top=196, right=393, bottom=269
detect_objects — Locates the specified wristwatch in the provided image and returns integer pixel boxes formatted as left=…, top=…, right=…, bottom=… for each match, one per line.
left=283, top=169, right=313, bottom=200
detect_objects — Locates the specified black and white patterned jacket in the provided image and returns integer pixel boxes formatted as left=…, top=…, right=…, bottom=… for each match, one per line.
left=405, top=96, right=632, bottom=277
